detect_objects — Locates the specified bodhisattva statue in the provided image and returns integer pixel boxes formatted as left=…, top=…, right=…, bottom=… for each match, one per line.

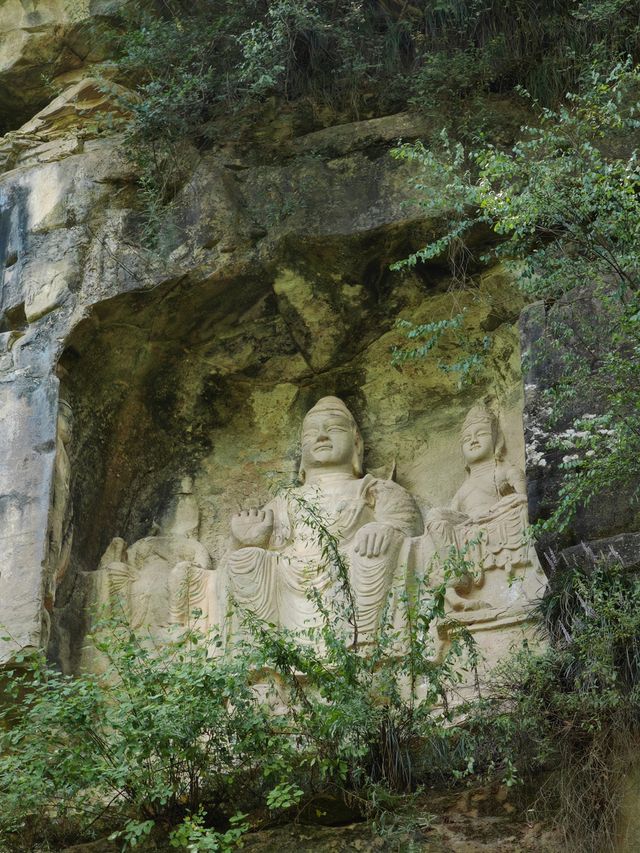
left=81, top=478, right=216, bottom=672
left=415, top=405, right=546, bottom=673
left=224, top=396, right=423, bottom=643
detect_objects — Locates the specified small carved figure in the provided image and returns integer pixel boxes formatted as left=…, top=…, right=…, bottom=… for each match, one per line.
left=449, top=404, right=526, bottom=519
left=81, top=479, right=216, bottom=672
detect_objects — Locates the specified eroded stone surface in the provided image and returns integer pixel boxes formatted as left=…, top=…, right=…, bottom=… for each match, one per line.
left=0, top=1, right=126, bottom=133
left=0, top=69, right=530, bottom=669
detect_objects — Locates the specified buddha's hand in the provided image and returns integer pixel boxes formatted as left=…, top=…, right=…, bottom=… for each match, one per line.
left=231, top=508, right=274, bottom=546
left=354, top=522, right=394, bottom=559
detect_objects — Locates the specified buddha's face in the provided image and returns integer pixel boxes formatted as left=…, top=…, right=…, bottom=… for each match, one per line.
left=461, top=420, right=494, bottom=464
left=301, top=409, right=356, bottom=472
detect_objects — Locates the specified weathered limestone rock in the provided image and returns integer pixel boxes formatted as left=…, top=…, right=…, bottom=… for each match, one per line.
left=0, top=63, right=533, bottom=671
left=0, top=0, right=126, bottom=133
left=558, top=532, right=640, bottom=571
left=0, top=365, right=57, bottom=660
left=44, top=398, right=73, bottom=602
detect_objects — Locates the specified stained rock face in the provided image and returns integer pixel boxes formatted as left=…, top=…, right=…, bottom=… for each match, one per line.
left=521, top=298, right=640, bottom=553
left=0, top=10, right=566, bottom=671
left=0, top=53, right=533, bottom=669
left=0, top=0, right=126, bottom=133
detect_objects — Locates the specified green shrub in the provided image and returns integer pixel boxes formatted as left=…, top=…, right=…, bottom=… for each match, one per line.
left=104, top=2, right=640, bottom=243
left=392, top=61, right=640, bottom=533
left=233, top=495, right=480, bottom=800
left=460, top=559, right=640, bottom=852
left=0, top=623, right=287, bottom=850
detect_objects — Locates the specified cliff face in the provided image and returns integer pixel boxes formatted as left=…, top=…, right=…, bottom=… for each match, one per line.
left=0, top=0, right=126, bottom=133
left=0, top=5, right=627, bottom=671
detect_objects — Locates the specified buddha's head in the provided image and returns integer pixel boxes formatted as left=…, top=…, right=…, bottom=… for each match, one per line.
left=460, top=404, right=505, bottom=468
left=299, top=396, right=364, bottom=483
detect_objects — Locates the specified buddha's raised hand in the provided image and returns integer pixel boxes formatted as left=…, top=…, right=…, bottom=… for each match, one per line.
left=231, top=508, right=274, bottom=546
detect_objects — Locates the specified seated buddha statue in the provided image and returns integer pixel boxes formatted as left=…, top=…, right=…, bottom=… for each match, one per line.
left=224, top=396, right=423, bottom=645
left=423, top=404, right=545, bottom=618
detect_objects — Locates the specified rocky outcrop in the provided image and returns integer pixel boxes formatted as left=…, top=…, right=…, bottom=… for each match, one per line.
left=1, top=11, right=624, bottom=670
left=0, top=0, right=125, bottom=133
left=0, top=62, right=531, bottom=668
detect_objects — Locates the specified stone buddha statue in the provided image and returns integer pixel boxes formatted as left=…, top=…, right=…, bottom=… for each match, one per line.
left=426, top=404, right=534, bottom=581
left=224, top=396, right=423, bottom=644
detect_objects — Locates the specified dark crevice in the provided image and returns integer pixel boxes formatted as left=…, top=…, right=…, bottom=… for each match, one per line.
left=0, top=301, right=27, bottom=333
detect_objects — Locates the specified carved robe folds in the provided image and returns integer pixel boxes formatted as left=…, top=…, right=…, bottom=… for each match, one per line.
left=81, top=534, right=216, bottom=672
left=226, top=474, right=423, bottom=642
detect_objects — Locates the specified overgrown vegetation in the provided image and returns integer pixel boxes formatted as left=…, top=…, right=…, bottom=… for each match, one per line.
left=475, top=557, right=640, bottom=852
left=0, top=515, right=480, bottom=852
left=392, top=61, right=640, bottom=534
left=4, top=548, right=640, bottom=850
left=107, top=0, right=640, bottom=240
left=116, top=0, right=640, bottom=128
left=0, top=623, right=282, bottom=851
left=3, top=489, right=640, bottom=852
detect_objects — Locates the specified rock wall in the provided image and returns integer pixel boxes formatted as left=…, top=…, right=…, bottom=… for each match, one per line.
left=0, top=0, right=125, bottom=133
left=0, top=10, right=548, bottom=668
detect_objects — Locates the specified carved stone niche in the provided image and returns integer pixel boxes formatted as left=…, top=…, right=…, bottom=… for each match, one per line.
left=46, top=251, right=537, bottom=686
left=70, top=396, right=546, bottom=702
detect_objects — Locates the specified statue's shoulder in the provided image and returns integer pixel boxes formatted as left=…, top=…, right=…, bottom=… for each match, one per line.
left=496, top=461, right=526, bottom=494
left=363, top=474, right=423, bottom=535
left=362, top=473, right=411, bottom=496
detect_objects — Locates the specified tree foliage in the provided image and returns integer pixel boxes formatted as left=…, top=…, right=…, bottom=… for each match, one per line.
left=392, top=62, right=640, bottom=532
left=106, top=1, right=640, bottom=240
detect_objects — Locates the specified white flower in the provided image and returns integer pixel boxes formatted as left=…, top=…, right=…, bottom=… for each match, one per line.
left=526, top=446, right=547, bottom=467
